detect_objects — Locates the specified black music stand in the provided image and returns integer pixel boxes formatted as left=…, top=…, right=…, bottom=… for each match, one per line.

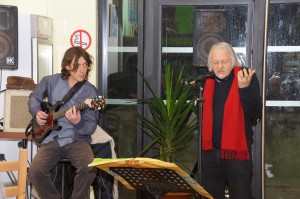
left=89, top=157, right=213, bottom=199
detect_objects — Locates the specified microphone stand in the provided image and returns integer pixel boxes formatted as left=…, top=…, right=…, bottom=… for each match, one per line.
left=190, top=75, right=211, bottom=199
left=196, top=84, right=205, bottom=199
left=197, top=84, right=204, bottom=179
left=189, top=83, right=205, bottom=199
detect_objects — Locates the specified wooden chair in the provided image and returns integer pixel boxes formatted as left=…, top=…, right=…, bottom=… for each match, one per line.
left=0, top=148, right=28, bottom=199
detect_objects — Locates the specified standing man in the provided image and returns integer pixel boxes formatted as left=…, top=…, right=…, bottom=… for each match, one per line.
left=28, top=46, right=99, bottom=199
left=201, top=42, right=262, bottom=199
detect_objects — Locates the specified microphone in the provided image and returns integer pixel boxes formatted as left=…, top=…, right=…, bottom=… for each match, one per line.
left=189, top=73, right=214, bottom=85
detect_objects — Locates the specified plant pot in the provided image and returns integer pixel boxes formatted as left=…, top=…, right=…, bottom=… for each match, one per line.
left=161, top=192, right=193, bottom=199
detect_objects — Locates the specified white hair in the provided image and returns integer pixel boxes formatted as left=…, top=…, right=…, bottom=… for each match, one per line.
left=207, top=42, right=241, bottom=72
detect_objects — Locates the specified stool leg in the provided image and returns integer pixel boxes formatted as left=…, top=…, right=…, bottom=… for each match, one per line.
left=62, top=163, right=65, bottom=199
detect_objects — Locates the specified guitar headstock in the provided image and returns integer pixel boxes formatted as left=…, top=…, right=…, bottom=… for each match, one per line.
left=85, top=96, right=106, bottom=110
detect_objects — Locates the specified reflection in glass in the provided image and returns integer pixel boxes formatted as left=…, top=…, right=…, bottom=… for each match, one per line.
left=266, top=52, right=300, bottom=100
left=107, top=52, right=137, bottom=99
left=265, top=107, right=300, bottom=198
left=266, top=3, right=300, bottom=101
left=265, top=2, right=300, bottom=198
left=105, top=1, right=138, bottom=198
left=161, top=5, right=248, bottom=84
left=268, top=3, right=300, bottom=46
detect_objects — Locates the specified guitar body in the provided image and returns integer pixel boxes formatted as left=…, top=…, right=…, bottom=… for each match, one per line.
left=30, top=96, right=105, bottom=144
left=32, top=101, right=64, bottom=143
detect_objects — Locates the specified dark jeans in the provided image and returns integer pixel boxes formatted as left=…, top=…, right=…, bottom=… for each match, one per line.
left=28, top=140, right=96, bottom=199
left=201, top=149, right=253, bottom=199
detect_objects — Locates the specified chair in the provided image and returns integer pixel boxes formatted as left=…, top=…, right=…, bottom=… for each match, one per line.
left=0, top=148, right=28, bottom=199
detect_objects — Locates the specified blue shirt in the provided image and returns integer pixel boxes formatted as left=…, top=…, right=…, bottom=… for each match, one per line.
left=28, top=73, right=100, bottom=146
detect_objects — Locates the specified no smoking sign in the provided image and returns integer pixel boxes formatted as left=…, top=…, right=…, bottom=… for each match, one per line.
left=70, top=29, right=92, bottom=50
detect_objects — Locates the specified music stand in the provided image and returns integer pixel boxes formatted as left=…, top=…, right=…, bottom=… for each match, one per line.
left=89, top=157, right=213, bottom=199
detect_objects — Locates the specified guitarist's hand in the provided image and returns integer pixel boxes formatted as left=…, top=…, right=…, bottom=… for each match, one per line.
left=36, top=111, right=48, bottom=125
left=65, top=106, right=81, bottom=125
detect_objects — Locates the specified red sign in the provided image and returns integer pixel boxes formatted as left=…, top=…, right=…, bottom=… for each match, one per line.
left=70, top=29, right=92, bottom=50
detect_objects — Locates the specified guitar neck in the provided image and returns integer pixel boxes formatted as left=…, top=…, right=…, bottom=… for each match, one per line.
left=53, top=103, right=88, bottom=120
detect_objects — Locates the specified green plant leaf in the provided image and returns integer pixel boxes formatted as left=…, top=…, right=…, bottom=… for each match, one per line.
left=137, top=64, right=198, bottom=162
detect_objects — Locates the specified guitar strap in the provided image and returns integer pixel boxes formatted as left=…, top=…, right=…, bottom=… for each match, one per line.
left=61, top=80, right=87, bottom=104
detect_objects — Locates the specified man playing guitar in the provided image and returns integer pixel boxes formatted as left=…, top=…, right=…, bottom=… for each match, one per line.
left=28, top=46, right=100, bottom=199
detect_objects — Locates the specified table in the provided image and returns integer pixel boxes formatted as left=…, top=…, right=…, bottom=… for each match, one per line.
left=0, top=132, right=32, bottom=148
left=0, top=132, right=32, bottom=140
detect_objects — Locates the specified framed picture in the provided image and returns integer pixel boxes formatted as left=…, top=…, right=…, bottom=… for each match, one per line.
left=3, top=89, right=32, bottom=132
left=109, top=4, right=118, bottom=38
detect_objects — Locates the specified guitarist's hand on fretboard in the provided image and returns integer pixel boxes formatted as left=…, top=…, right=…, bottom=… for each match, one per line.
left=65, top=106, right=81, bottom=125
left=36, top=111, right=48, bottom=125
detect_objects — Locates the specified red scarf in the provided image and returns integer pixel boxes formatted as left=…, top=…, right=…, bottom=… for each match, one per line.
left=202, top=67, right=250, bottom=160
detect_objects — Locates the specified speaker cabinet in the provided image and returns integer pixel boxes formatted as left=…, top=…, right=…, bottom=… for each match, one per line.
left=0, top=5, right=18, bottom=69
left=4, top=89, right=32, bottom=132
left=193, top=10, right=228, bottom=67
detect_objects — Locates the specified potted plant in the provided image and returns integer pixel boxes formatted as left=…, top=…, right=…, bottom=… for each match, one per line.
left=137, top=64, right=198, bottom=198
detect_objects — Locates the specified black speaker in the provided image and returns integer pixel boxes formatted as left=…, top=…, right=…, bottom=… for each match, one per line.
left=193, top=10, right=229, bottom=67
left=0, top=5, right=18, bottom=69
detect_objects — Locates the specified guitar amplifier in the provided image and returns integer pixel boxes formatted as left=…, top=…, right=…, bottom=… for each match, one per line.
left=3, top=89, right=32, bottom=132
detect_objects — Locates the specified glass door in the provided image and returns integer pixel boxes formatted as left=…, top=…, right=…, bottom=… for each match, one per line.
left=143, top=0, right=263, bottom=198
left=97, top=1, right=139, bottom=199
left=265, top=2, right=300, bottom=198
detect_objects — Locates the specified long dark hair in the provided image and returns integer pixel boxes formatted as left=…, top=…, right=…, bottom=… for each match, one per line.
left=61, top=46, right=93, bottom=79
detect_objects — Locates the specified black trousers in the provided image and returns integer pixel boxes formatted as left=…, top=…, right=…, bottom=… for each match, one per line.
left=201, top=149, right=253, bottom=199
